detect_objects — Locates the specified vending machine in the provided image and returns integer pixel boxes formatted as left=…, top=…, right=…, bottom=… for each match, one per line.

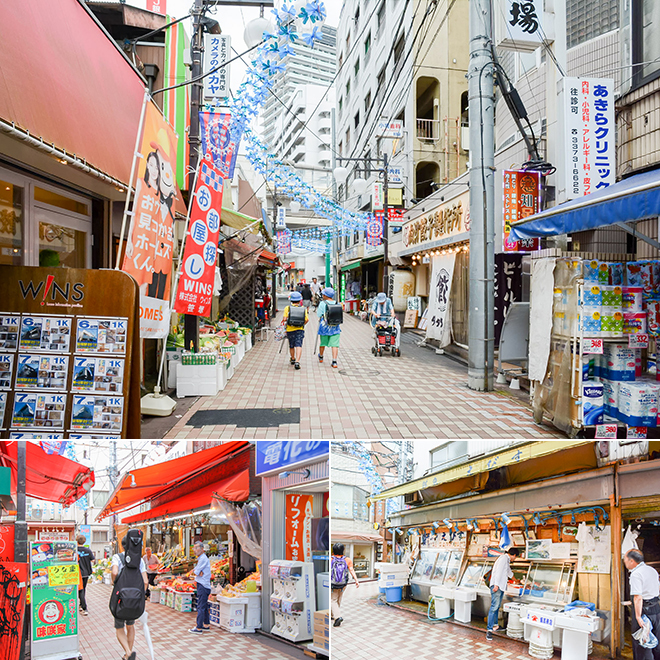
left=269, top=559, right=316, bottom=642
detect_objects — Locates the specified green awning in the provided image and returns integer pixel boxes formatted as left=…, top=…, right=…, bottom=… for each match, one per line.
left=341, top=261, right=362, bottom=271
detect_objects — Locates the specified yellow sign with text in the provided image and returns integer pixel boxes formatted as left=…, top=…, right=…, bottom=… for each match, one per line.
left=48, top=564, right=79, bottom=587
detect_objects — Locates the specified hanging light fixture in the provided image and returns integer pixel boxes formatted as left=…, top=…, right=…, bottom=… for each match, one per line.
left=290, top=200, right=301, bottom=213
left=243, top=16, right=274, bottom=49
left=443, top=518, right=454, bottom=531
left=353, top=177, right=368, bottom=195
left=501, top=512, right=511, bottom=526
left=333, top=166, right=349, bottom=184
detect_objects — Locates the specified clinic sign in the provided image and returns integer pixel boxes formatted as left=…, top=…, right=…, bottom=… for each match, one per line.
left=562, top=77, right=615, bottom=199
left=402, top=191, right=469, bottom=249
left=256, top=441, right=329, bottom=476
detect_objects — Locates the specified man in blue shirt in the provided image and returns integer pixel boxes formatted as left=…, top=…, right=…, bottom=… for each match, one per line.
left=189, top=541, right=211, bottom=633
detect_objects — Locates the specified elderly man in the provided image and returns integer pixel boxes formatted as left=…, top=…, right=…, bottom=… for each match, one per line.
left=624, top=549, right=660, bottom=660
left=189, top=541, right=211, bottom=634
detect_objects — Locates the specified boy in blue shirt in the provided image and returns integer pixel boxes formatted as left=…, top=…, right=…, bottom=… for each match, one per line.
left=317, top=287, right=341, bottom=368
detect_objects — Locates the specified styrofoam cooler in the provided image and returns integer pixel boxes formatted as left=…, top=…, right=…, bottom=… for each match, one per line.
left=245, top=333, right=252, bottom=351
left=243, top=592, right=261, bottom=631
left=216, top=360, right=227, bottom=391
left=316, top=572, right=330, bottom=612
left=150, top=589, right=161, bottom=603
left=236, top=340, right=246, bottom=363
left=226, top=360, right=235, bottom=380
left=176, top=363, right=219, bottom=397
left=160, top=590, right=167, bottom=605
left=218, top=595, right=248, bottom=632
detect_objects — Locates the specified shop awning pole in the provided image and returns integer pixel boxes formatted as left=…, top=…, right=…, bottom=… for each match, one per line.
left=15, top=440, right=27, bottom=563
left=610, top=492, right=623, bottom=659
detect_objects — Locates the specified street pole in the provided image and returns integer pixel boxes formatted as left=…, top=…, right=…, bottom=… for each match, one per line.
left=331, top=108, right=338, bottom=290
left=467, top=0, right=495, bottom=391
left=15, top=440, right=27, bottom=562
left=382, top=152, right=389, bottom=294
left=185, top=0, right=204, bottom=352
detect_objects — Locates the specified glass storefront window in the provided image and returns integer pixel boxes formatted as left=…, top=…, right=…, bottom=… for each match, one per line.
left=39, top=221, right=86, bottom=268
left=34, top=186, right=89, bottom=216
left=0, top=180, right=23, bottom=265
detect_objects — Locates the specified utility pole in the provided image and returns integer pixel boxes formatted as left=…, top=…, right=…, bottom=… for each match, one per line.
left=467, top=0, right=495, bottom=391
left=382, top=152, right=389, bottom=294
left=15, top=441, right=27, bottom=562
left=331, top=108, right=339, bottom=290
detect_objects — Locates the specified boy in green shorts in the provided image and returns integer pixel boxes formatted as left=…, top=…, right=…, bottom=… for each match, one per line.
left=317, top=287, right=342, bottom=368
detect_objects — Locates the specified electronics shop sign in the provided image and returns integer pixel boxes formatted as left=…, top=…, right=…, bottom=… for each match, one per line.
left=402, top=192, right=470, bottom=249
left=256, top=441, right=329, bottom=476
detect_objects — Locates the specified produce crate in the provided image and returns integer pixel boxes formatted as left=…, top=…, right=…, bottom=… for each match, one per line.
left=150, top=589, right=161, bottom=603
left=166, top=590, right=175, bottom=608
left=160, top=590, right=168, bottom=605
left=174, top=592, right=193, bottom=612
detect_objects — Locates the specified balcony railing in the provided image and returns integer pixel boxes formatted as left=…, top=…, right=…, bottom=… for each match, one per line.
left=416, top=118, right=439, bottom=141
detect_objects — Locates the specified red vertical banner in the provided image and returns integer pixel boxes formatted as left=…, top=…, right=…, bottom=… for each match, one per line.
left=286, top=494, right=313, bottom=563
left=0, top=562, right=28, bottom=660
left=147, top=0, right=167, bottom=15
left=0, top=525, right=15, bottom=562
left=174, top=158, right=224, bottom=317
left=503, top=169, right=541, bottom=252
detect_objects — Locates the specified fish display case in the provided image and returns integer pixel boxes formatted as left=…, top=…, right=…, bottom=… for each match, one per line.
left=410, top=548, right=465, bottom=603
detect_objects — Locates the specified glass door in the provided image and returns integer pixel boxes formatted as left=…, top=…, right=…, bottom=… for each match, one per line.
left=0, top=175, right=24, bottom=265
left=33, top=208, right=91, bottom=269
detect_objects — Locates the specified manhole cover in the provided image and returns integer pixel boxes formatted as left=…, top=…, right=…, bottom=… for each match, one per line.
left=338, top=369, right=381, bottom=377
left=187, top=408, right=300, bottom=428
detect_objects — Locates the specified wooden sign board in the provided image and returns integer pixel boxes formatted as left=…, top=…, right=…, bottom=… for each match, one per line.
left=0, top=266, right=141, bottom=439
left=403, top=309, right=418, bottom=328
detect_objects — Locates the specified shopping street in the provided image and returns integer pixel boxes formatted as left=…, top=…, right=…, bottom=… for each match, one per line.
left=161, top=312, right=565, bottom=440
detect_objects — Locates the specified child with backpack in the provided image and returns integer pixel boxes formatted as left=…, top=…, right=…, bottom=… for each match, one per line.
left=316, top=287, right=343, bottom=369
left=331, top=542, right=359, bottom=627
left=282, top=290, right=309, bottom=370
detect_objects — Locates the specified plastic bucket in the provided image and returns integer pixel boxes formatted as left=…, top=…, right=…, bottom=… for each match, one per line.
left=379, top=586, right=387, bottom=594
left=385, top=586, right=402, bottom=603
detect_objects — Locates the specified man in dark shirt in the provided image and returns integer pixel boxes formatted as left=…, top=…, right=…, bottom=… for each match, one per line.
left=77, top=534, right=95, bottom=616
left=301, top=283, right=313, bottom=309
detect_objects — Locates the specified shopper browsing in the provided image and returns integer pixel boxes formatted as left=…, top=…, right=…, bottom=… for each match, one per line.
left=189, top=541, right=211, bottom=634
left=330, top=543, right=359, bottom=628
left=486, top=546, right=520, bottom=641
left=623, top=549, right=660, bottom=659
left=282, top=291, right=309, bottom=370
left=77, top=534, right=95, bottom=616
left=317, top=287, right=343, bottom=368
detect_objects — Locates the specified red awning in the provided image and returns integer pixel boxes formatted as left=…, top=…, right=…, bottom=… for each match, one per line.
left=0, top=1, right=147, bottom=185
left=121, top=468, right=249, bottom=524
left=0, top=442, right=95, bottom=507
left=97, top=441, right=249, bottom=520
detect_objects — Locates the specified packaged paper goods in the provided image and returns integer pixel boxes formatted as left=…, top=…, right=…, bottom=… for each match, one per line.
left=618, top=382, right=660, bottom=427
left=603, top=343, right=636, bottom=382
left=582, top=381, right=604, bottom=425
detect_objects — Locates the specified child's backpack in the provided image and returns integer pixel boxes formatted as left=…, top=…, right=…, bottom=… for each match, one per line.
left=288, top=306, right=306, bottom=327
left=324, top=303, right=343, bottom=326
left=331, top=556, right=349, bottom=590
left=109, top=529, right=145, bottom=620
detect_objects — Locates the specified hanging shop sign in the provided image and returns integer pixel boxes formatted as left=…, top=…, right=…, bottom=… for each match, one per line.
left=146, top=0, right=166, bottom=14
left=276, top=206, right=287, bottom=230
left=495, top=0, right=543, bottom=52
left=0, top=266, right=142, bottom=439
left=388, top=208, right=405, bottom=224
left=285, top=493, right=313, bottom=563
left=38, top=531, right=70, bottom=542
left=366, top=213, right=384, bottom=247
left=30, top=540, right=79, bottom=660
left=375, top=120, right=403, bottom=139
left=561, top=77, right=615, bottom=200
left=203, top=35, right=230, bottom=101
left=174, top=158, right=224, bottom=318
left=121, top=102, right=180, bottom=338
left=388, top=166, right=403, bottom=184
left=276, top=230, right=292, bottom=254
left=494, top=253, right=523, bottom=346
left=199, top=111, right=242, bottom=179
left=255, top=440, right=329, bottom=476
left=387, top=188, right=403, bottom=207
left=426, top=253, right=456, bottom=346
left=402, top=191, right=469, bottom=249
left=503, top=169, right=541, bottom=251
left=372, top=182, right=384, bottom=211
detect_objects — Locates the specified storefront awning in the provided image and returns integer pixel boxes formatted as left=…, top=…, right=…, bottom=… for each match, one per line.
left=341, top=261, right=362, bottom=271
left=121, top=468, right=250, bottom=524
left=0, top=442, right=95, bottom=507
left=221, top=208, right=262, bottom=233
left=258, top=249, right=277, bottom=266
left=369, top=440, right=595, bottom=502
left=97, top=441, right=249, bottom=520
left=331, top=531, right=384, bottom=543
left=509, top=168, right=660, bottom=241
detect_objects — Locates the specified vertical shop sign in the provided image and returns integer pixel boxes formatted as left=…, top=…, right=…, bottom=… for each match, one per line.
left=203, top=35, right=230, bottom=101
left=426, top=253, right=456, bottom=346
left=30, top=540, right=79, bottom=659
left=199, top=111, right=242, bottom=179
left=276, top=230, right=292, bottom=254
left=563, top=77, right=615, bottom=199
left=286, top=494, right=313, bottom=563
left=366, top=213, right=384, bottom=246
left=0, top=561, right=27, bottom=660
left=174, top=158, right=224, bottom=318
left=147, top=0, right=167, bottom=14
left=372, top=182, right=384, bottom=211
left=503, top=169, right=541, bottom=251
left=494, top=253, right=523, bottom=347
left=121, top=102, right=180, bottom=338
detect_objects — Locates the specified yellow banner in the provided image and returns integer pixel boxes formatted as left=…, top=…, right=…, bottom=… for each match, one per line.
left=48, top=564, right=79, bottom=587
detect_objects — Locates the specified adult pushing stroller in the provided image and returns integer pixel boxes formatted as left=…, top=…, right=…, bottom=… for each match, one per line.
left=371, top=317, right=401, bottom=357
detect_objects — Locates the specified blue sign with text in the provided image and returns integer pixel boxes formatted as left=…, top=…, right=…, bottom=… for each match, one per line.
left=255, top=441, right=329, bottom=476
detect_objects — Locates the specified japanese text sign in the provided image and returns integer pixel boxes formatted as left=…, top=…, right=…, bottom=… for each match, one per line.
left=174, top=158, right=224, bottom=318
left=563, top=77, right=615, bottom=199
left=147, top=0, right=167, bottom=14
left=629, top=333, right=649, bottom=349
left=372, top=182, right=384, bottom=211
left=47, top=564, right=79, bottom=587
left=286, top=494, right=313, bottom=562
left=204, top=35, right=230, bottom=100
left=199, top=111, right=242, bottom=179
left=595, top=424, right=618, bottom=439
left=366, top=213, right=384, bottom=246
left=276, top=206, right=287, bottom=230
left=376, top=120, right=403, bottom=138
left=497, top=0, right=543, bottom=51
left=0, top=561, right=27, bottom=660
left=255, top=440, right=329, bottom=476
left=503, top=170, right=541, bottom=251
left=583, top=338, right=604, bottom=354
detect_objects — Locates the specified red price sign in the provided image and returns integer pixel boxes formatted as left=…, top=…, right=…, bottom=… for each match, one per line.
left=595, top=424, right=617, bottom=439
left=583, top=338, right=603, bottom=354
left=629, top=333, right=649, bottom=349
left=627, top=426, right=648, bottom=439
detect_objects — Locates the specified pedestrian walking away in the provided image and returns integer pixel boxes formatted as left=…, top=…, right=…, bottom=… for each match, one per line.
left=190, top=541, right=211, bottom=634
left=77, top=534, right=95, bottom=616
left=486, top=546, right=520, bottom=640
left=331, top=542, right=359, bottom=627
left=301, top=282, right=313, bottom=309
left=310, top=277, right=322, bottom=308
left=144, top=546, right=159, bottom=599
left=317, top=287, right=343, bottom=368
left=111, top=532, right=148, bottom=660
left=624, top=548, right=660, bottom=659
left=282, top=291, right=309, bottom=370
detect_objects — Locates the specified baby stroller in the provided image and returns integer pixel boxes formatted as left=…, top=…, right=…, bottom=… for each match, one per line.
left=371, top=317, right=401, bottom=357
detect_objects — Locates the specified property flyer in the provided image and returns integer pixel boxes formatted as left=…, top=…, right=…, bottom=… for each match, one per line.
left=0, top=354, right=13, bottom=389
left=68, top=434, right=121, bottom=440
left=0, top=314, right=20, bottom=351
left=19, top=316, right=72, bottom=352
left=75, top=318, right=128, bottom=354
left=70, top=395, right=123, bottom=432
left=71, top=357, right=124, bottom=393
left=0, top=392, right=6, bottom=428
left=9, top=433, right=65, bottom=440
left=11, top=393, right=66, bottom=429
left=15, top=354, right=68, bottom=390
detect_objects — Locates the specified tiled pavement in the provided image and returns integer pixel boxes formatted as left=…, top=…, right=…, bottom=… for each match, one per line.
left=78, top=583, right=302, bottom=660
left=163, top=311, right=565, bottom=440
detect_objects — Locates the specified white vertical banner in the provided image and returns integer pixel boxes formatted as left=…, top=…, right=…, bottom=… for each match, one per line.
left=203, top=34, right=231, bottom=101
left=562, top=77, right=615, bottom=200
left=426, top=253, right=456, bottom=346
left=275, top=206, right=287, bottom=230
left=372, top=182, right=384, bottom=211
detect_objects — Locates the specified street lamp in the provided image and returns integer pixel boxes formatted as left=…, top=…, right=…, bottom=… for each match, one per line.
left=243, top=15, right=274, bottom=48
left=332, top=166, right=349, bottom=185
left=290, top=200, right=301, bottom=213
left=352, top=177, right=368, bottom=195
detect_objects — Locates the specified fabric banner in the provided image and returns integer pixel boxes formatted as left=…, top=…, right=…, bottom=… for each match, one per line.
left=529, top=257, right=556, bottom=381
left=199, top=110, right=242, bottom=179
left=277, top=230, right=291, bottom=254
left=366, top=213, right=383, bottom=246
left=174, top=158, right=224, bottom=317
left=122, top=102, right=181, bottom=338
left=426, top=253, right=456, bottom=346
left=494, top=253, right=523, bottom=347
left=0, top=561, right=27, bottom=660
left=285, top=494, right=313, bottom=563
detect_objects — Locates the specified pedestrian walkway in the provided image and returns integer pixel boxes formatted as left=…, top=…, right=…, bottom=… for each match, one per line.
left=78, top=583, right=302, bottom=660
left=164, top=312, right=564, bottom=440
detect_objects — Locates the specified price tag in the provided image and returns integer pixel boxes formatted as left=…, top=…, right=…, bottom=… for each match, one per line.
left=629, top=333, right=649, bottom=349
left=583, top=338, right=603, bottom=354
left=47, top=564, right=79, bottom=587
left=627, top=426, right=648, bottom=439
left=595, top=424, right=617, bottom=439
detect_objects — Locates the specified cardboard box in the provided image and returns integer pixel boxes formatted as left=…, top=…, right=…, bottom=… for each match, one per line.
left=314, top=610, right=330, bottom=626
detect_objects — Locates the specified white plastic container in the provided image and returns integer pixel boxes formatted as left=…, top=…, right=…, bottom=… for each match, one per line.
left=176, top=363, right=219, bottom=397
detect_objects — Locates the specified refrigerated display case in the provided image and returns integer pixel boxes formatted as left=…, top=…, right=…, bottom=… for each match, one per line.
left=353, top=558, right=369, bottom=578
left=410, top=548, right=465, bottom=602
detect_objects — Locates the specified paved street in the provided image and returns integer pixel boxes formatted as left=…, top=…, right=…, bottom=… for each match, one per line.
left=79, top=583, right=304, bottom=660
left=164, top=310, right=564, bottom=440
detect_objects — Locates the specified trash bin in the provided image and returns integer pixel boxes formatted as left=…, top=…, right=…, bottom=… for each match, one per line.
left=385, top=586, right=402, bottom=603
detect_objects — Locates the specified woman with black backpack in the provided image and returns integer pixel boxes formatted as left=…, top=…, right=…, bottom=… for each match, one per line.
left=330, top=543, right=359, bottom=628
